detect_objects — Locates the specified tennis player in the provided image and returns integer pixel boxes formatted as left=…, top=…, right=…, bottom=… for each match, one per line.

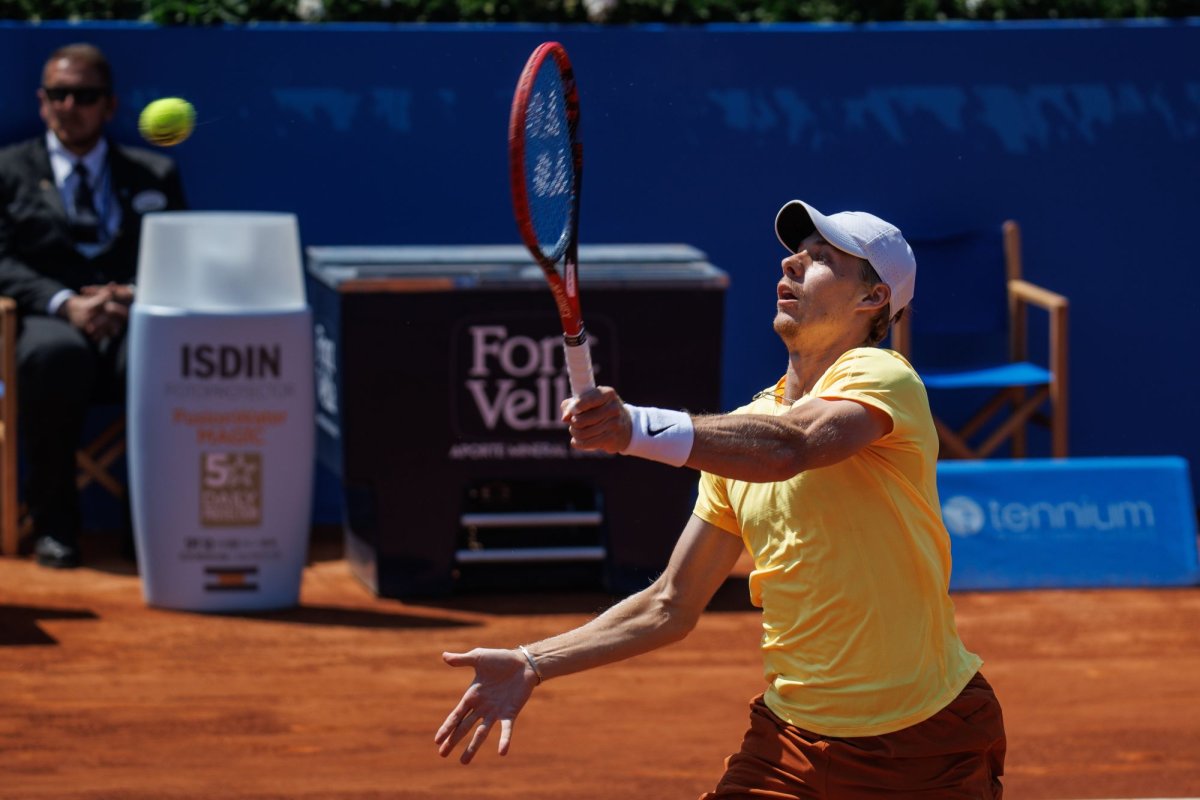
left=436, top=200, right=1006, bottom=798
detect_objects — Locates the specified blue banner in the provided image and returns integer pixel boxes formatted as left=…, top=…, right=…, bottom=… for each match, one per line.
left=940, top=457, right=1199, bottom=590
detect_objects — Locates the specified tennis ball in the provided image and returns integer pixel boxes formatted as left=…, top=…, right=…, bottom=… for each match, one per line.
left=138, top=97, right=195, bottom=147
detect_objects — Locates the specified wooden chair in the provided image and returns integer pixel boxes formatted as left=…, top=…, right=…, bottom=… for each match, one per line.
left=74, top=416, right=127, bottom=501
left=0, top=296, right=128, bottom=556
left=0, top=297, right=18, bottom=555
left=891, top=221, right=1069, bottom=459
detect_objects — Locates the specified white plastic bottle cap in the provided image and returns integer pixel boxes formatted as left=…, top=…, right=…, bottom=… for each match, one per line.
left=136, top=212, right=306, bottom=312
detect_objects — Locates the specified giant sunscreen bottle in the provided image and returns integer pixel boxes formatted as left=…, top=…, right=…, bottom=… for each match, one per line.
left=129, top=212, right=314, bottom=611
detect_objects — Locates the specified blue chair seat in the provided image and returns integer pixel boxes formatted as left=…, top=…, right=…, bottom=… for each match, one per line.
left=921, top=361, right=1051, bottom=390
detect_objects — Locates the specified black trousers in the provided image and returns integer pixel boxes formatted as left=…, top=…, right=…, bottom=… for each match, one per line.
left=17, top=315, right=127, bottom=543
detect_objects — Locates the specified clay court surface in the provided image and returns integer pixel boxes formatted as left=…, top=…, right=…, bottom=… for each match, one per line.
left=2, top=531, right=1198, bottom=800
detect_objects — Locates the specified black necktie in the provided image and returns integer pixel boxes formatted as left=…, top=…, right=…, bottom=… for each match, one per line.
left=71, top=162, right=101, bottom=244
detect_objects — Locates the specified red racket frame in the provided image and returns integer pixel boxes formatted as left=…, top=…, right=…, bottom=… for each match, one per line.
left=508, top=41, right=594, bottom=396
left=508, top=41, right=585, bottom=342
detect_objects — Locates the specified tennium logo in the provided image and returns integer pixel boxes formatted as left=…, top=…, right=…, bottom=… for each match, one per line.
left=942, top=496, right=985, bottom=536
left=942, top=494, right=1157, bottom=536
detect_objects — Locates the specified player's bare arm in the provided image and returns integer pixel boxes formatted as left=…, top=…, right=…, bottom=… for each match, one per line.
left=564, top=388, right=892, bottom=483
left=436, top=516, right=743, bottom=764
left=687, top=398, right=892, bottom=482
left=521, top=516, right=743, bottom=675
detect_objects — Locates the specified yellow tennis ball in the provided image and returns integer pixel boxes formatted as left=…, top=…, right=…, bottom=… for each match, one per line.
left=138, top=97, right=195, bottom=147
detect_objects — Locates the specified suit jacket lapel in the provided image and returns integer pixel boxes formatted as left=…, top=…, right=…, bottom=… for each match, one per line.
left=108, top=142, right=135, bottom=222
left=30, top=137, right=68, bottom=223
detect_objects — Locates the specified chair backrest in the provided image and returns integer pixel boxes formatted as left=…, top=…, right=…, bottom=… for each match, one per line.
left=890, top=225, right=1014, bottom=371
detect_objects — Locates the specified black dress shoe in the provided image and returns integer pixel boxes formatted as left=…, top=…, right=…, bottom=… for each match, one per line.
left=35, top=536, right=81, bottom=569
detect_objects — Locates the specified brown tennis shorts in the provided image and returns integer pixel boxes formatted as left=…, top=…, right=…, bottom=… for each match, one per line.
left=702, top=672, right=1006, bottom=799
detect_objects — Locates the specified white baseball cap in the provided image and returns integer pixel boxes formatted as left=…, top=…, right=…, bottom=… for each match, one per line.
left=774, top=200, right=916, bottom=317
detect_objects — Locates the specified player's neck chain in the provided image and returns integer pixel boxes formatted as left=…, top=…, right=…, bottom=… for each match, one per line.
left=753, top=388, right=800, bottom=405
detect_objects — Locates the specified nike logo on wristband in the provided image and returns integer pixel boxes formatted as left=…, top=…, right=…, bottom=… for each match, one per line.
left=624, top=405, right=694, bottom=467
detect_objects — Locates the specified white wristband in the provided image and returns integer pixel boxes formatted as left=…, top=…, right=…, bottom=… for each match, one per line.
left=622, top=405, right=694, bottom=467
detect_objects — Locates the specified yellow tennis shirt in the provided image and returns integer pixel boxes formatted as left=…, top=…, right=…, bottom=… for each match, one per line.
left=693, top=347, right=983, bottom=737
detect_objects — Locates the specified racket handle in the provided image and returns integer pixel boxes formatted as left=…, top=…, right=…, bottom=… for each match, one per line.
left=563, top=334, right=595, bottom=397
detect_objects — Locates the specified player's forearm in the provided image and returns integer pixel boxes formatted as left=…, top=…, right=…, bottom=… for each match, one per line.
left=685, top=413, right=810, bottom=483
left=519, top=581, right=698, bottom=681
left=621, top=398, right=885, bottom=483
left=619, top=404, right=809, bottom=482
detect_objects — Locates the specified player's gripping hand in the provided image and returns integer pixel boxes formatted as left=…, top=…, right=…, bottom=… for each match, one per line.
left=436, top=648, right=538, bottom=764
left=562, top=386, right=632, bottom=453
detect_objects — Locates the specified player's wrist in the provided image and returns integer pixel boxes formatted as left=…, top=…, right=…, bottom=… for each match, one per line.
left=622, top=405, right=694, bottom=467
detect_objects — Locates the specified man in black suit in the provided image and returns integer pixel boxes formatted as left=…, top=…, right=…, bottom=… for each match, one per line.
left=0, top=43, right=187, bottom=567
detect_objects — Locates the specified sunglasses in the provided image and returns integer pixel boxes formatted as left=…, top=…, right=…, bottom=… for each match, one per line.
left=42, top=86, right=111, bottom=106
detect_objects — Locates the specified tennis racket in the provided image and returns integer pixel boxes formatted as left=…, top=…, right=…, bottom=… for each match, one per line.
left=508, top=41, right=594, bottom=397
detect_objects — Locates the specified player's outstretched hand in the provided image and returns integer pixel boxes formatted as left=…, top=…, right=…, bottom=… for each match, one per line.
left=562, top=386, right=632, bottom=454
left=435, top=647, right=538, bottom=764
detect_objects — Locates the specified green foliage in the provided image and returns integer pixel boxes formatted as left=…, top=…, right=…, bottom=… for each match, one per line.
left=960, top=0, right=1198, bottom=19
left=0, top=0, right=1196, bottom=24
left=143, top=0, right=296, bottom=24
left=317, top=0, right=588, bottom=23
left=0, top=0, right=144, bottom=21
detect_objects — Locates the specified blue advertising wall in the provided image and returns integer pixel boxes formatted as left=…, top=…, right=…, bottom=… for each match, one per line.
left=2, top=20, right=1199, bottom=509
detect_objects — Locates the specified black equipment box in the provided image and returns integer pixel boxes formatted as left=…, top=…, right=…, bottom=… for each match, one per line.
left=306, top=244, right=728, bottom=597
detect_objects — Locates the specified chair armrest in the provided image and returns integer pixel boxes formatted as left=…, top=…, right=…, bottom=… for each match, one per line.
left=1009, top=279, right=1068, bottom=312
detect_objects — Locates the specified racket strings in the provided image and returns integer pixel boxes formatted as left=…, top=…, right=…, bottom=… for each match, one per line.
left=524, top=65, right=575, bottom=261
